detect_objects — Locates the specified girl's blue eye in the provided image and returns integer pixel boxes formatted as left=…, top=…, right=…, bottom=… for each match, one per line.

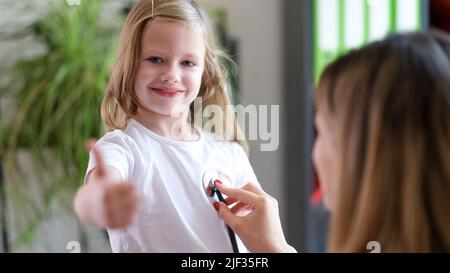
left=181, top=60, right=195, bottom=67
left=147, top=56, right=163, bottom=64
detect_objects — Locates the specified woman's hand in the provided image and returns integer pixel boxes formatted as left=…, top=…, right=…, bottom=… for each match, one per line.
left=214, top=182, right=296, bottom=253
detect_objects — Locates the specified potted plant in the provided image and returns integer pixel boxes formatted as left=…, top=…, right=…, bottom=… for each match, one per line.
left=0, top=0, right=124, bottom=251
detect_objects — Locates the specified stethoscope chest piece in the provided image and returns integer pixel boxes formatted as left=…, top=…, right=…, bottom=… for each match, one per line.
left=202, top=168, right=231, bottom=199
left=201, top=168, right=239, bottom=253
left=202, top=168, right=218, bottom=197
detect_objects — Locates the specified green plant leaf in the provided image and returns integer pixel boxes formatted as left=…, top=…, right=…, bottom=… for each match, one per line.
left=0, top=0, right=123, bottom=249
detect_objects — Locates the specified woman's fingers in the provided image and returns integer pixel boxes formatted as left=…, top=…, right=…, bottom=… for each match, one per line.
left=240, top=182, right=266, bottom=196
left=230, top=201, right=251, bottom=215
left=215, top=182, right=260, bottom=205
left=216, top=202, right=241, bottom=232
left=224, top=197, right=238, bottom=205
left=214, top=182, right=295, bottom=253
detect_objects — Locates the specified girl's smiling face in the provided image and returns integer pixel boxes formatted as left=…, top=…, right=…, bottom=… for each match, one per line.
left=134, top=19, right=205, bottom=117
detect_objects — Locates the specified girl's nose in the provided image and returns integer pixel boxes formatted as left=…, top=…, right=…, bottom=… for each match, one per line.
left=160, top=66, right=180, bottom=84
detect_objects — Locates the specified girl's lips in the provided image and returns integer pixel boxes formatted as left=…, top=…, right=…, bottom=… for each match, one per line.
left=151, top=87, right=184, bottom=98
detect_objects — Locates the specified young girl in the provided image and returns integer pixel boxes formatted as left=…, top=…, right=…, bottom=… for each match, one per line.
left=73, top=0, right=259, bottom=253
left=214, top=31, right=450, bottom=253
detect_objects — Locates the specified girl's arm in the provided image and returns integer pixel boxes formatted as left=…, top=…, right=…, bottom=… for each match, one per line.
left=73, top=144, right=139, bottom=229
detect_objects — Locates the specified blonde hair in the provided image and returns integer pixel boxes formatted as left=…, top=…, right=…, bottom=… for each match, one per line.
left=102, top=0, right=248, bottom=152
left=316, top=31, right=450, bottom=252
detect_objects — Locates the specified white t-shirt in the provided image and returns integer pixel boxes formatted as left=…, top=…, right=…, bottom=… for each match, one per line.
left=86, top=119, right=259, bottom=253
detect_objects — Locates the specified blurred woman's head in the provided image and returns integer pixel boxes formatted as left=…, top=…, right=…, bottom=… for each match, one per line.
left=313, top=30, right=450, bottom=252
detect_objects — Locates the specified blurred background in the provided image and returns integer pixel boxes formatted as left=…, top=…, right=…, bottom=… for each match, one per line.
left=0, top=0, right=448, bottom=253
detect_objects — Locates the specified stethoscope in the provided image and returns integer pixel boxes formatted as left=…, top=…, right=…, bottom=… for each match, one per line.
left=202, top=169, right=239, bottom=253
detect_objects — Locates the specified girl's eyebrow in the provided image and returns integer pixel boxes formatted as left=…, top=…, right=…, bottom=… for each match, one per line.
left=141, top=49, right=203, bottom=62
left=183, top=53, right=202, bottom=60
left=142, top=50, right=166, bottom=56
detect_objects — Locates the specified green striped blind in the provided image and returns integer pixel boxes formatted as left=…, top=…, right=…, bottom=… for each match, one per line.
left=313, top=0, right=423, bottom=83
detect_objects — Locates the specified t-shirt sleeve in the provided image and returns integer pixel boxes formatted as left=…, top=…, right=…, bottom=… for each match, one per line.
left=84, top=131, right=134, bottom=184
left=232, top=144, right=260, bottom=189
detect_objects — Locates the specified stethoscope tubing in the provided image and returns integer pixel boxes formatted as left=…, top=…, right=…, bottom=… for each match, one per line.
left=202, top=169, right=240, bottom=254
left=216, top=190, right=239, bottom=253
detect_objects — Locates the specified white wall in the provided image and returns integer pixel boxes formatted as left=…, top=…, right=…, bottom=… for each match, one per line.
left=198, top=0, right=286, bottom=225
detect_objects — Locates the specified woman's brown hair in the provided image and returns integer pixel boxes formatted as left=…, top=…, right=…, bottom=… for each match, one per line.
left=316, top=30, right=450, bottom=252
